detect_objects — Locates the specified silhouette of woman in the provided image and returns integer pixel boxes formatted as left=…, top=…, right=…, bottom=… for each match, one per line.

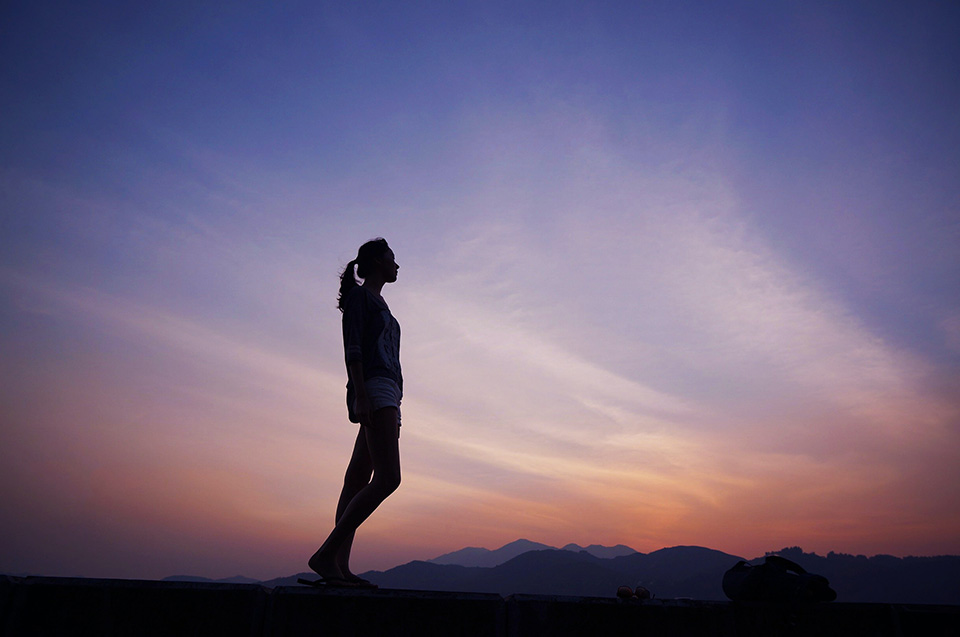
left=309, top=238, right=402, bottom=587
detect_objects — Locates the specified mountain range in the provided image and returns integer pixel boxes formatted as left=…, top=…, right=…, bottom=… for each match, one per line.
left=165, top=540, right=960, bottom=605
left=365, top=543, right=741, bottom=600
left=427, top=539, right=639, bottom=568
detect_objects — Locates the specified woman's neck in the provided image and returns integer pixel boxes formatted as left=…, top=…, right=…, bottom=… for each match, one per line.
left=362, top=278, right=386, bottom=297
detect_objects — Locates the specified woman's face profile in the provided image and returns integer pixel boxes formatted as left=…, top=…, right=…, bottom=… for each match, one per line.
left=380, top=249, right=399, bottom=282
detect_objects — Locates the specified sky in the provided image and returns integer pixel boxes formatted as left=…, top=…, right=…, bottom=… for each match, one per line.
left=1, top=1, right=959, bottom=581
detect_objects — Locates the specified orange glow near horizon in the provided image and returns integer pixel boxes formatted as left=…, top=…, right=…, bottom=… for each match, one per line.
left=3, top=215, right=959, bottom=580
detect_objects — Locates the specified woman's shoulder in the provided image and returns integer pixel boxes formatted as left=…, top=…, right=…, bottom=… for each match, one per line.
left=341, top=286, right=367, bottom=313
left=343, top=285, right=388, bottom=310
left=359, top=285, right=390, bottom=309
left=343, top=285, right=365, bottom=301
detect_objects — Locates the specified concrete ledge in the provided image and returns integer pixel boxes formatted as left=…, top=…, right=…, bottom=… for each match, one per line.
left=1, top=576, right=267, bottom=637
left=268, top=586, right=504, bottom=636
left=506, top=595, right=960, bottom=637
left=3, top=576, right=958, bottom=636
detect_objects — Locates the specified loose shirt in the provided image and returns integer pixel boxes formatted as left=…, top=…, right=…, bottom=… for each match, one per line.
left=341, top=286, right=402, bottom=421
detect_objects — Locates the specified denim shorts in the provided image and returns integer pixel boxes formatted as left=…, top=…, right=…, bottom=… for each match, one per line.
left=365, top=377, right=402, bottom=426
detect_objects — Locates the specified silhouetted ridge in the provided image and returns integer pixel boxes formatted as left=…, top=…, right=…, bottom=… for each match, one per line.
left=157, top=543, right=960, bottom=604
left=481, top=550, right=616, bottom=596
left=428, top=539, right=637, bottom=568
left=428, top=539, right=554, bottom=568
left=163, top=574, right=260, bottom=585
left=369, top=546, right=741, bottom=598
left=562, top=543, right=638, bottom=559
left=763, top=547, right=960, bottom=605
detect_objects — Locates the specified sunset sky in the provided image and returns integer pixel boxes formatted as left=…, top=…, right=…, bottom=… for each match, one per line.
left=2, top=1, right=959, bottom=581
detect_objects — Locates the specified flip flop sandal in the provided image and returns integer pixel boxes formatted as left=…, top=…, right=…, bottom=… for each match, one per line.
left=297, top=576, right=362, bottom=588
left=345, top=577, right=378, bottom=589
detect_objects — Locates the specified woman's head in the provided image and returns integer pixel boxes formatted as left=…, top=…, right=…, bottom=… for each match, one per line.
left=337, top=238, right=396, bottom=310
left=354, top=238, right=393, bottom=280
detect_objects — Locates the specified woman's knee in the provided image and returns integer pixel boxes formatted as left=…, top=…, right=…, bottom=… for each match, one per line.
left=343, top=470, right=371, bottom=492
left=343, top=454, right=373, bottom=483
left=373, top=470, right=401, bottom=495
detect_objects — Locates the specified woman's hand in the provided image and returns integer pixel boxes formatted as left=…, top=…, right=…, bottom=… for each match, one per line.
left=353, top=391, right=372, bottom=427
left=347, top=361, right=371, bottom=426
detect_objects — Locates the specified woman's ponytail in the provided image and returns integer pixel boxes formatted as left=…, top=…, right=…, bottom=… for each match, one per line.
left=336, top=238, right=391, bottom=312
left=337, top=259, right=359, bottom=312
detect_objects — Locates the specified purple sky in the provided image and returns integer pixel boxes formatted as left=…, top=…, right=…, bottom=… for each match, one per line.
left=2, top=1, right=959, bottom=580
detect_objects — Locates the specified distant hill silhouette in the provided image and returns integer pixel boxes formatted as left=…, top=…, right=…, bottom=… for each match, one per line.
left=160, top=542, right=960, bottom=604
left=364, top=544, right=960, bottom=604
left=562, top=543, right=638, bottom=560
left=259, top=573, right=316, bottom=588
left=371, top=546, right=741, bottom=599
left=428, top=539, right=556, bottom=568
left=427, top=539, right=637, bottom=568
left=763, top=546, right=960, bottom=605
left=373, top=550, right=621, bottom=597
left=163, top=575, right=260, bottom=585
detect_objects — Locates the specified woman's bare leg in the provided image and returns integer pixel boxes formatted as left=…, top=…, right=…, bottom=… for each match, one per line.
left=309, top=408, right=400, bottom=579
left=334, top=431, right=373, bottom=579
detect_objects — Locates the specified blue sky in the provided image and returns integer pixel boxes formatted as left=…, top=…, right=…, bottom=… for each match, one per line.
left=2, top=1, right=958, bottom=580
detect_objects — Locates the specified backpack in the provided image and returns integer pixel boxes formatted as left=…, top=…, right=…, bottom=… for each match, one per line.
left=723, top=555, right=837, bottom=603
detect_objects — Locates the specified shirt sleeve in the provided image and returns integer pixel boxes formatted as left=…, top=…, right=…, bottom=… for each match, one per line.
left=341, top=288, right=365, bottom=365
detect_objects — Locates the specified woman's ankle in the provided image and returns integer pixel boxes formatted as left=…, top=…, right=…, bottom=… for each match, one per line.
left=308, top=550, right=343, bottom=579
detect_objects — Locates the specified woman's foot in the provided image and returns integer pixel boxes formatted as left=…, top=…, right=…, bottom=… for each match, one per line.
left=308, top=550, right=344, bottom=581
left=337, top=559, right=378, bottom=589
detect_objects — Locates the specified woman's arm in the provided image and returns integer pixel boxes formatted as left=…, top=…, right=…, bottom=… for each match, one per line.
left=342, top=288, right=371, bottom=425
left=347, top=360, right=371, bottom=427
